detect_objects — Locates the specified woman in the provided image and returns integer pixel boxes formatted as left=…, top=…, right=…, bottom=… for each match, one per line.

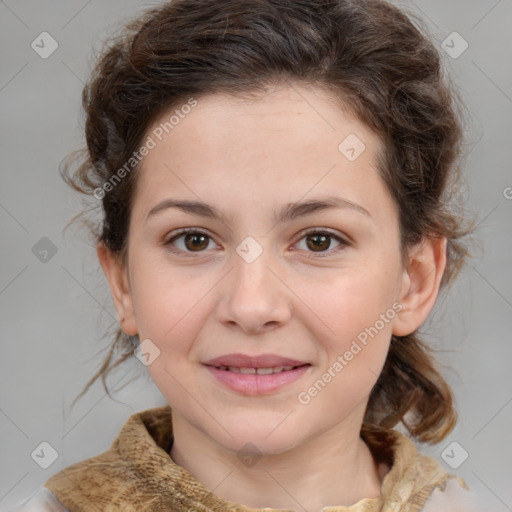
left=6, top=0, right=481, bottom=510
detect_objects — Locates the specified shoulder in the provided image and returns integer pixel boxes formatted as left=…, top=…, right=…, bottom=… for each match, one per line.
left=0, top=487, right=69, bottom=512
left=421, top=477, right=485, bottom=512
left=361, top=424, right=487, bottom=512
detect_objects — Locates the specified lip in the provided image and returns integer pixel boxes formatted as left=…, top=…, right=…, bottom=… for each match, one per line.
left=203, top=353, right=308, bottom=368
left=204, top=364, right=311, bottom=395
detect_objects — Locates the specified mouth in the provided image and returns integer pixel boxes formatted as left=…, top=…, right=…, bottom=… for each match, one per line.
left=208, top=364, right=308, bottom=374
left=203, top=363, right=312, bottom=395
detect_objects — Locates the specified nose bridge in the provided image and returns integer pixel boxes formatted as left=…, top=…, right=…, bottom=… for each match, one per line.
left=217, top=235, right=292, bottom=332
left=231, top=234, right=275, bottom=300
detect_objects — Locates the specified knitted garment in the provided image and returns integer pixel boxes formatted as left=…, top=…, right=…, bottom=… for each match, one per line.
left=42, top=406, right=468, bottom=512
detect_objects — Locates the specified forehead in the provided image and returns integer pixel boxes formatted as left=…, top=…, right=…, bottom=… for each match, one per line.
left=131, top=84, right=392, bottom=222
left=147, top=84, right=378, bottom=151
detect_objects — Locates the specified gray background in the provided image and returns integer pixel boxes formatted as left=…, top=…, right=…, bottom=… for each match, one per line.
left=1, top=0, right=511, bottom=510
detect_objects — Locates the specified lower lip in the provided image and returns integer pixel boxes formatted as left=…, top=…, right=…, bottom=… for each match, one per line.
left=204, top=364, right=311, bottom=395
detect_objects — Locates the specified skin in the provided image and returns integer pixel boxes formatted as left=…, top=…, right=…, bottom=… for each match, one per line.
left=98, top=83, right=447, bottom=511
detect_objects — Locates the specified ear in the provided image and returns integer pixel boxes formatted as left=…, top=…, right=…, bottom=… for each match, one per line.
left=392, top=237, right=447, bottom=337
left=97, top=243, right=138, bottom=336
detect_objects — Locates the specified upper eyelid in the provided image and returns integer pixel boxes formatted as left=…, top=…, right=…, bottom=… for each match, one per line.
left=165, top=227, right=349, bottom=252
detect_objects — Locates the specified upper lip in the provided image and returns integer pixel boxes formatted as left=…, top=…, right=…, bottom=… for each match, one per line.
left=203, top=353, right=309, bottom=368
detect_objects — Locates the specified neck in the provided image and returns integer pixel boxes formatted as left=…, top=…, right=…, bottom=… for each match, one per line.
left=170, top=411, right=386, bottom=512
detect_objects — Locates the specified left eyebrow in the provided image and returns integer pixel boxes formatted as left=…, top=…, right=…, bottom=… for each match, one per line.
left=276, top=196, right=371, bottom=222
left=145, top=195, right=371, bottom=224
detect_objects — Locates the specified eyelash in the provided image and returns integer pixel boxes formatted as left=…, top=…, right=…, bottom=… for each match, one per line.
left=163, top=228, right=350, bottom=258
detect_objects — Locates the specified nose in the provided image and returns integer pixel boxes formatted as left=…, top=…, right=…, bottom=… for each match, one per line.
left=215, top=245, right=292, bottom=334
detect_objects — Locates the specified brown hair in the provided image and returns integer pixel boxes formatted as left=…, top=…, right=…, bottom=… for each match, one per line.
left=63, top=0, right=474, bottom=443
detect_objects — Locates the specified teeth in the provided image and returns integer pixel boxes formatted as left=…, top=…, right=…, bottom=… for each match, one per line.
left=217, top=365, right=299, bottom=374
left=256, top=367, right=274, bottom=375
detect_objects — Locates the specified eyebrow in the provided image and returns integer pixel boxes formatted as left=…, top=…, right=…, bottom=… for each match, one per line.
left=146, top=195, right=371, bottom=224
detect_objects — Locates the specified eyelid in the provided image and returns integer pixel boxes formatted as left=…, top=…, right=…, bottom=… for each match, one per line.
left=296, top=227, right=350, bottom=244
left=163, top=227, right=350, bottom=257
left=163, top=227, right=214, bottom=244
left=163, top=227, right=219, bottom=256
left=293, top=227, right=350, bottom=257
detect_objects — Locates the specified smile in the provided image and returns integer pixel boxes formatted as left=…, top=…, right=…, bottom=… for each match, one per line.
left=214, top=365, right=299, bottom=374
left=204, top=364, right=311, bottom=395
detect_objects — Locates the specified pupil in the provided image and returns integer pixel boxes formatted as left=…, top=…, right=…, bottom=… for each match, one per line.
left=308, top=234, right=329, bottom=251
left=185, top=233, right=208, bottom=251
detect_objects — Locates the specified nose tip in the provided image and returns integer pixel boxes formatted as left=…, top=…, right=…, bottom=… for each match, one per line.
left=215, top=251, right=293, bottom=334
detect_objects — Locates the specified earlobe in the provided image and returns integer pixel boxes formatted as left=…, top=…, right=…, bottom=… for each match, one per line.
left=392, top=237, right=447, bottom=337
left=97, top=243, right=138, bottom=336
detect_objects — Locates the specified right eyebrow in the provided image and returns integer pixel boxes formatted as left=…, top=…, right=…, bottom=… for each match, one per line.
left=145, top=195, right=371, bottom=224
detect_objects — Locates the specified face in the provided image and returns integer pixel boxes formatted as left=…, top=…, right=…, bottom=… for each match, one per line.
left=100, top=83, right=440, bottom=456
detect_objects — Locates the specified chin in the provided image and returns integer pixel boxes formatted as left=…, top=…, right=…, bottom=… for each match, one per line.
left=226, top=419, right=305, bottom=456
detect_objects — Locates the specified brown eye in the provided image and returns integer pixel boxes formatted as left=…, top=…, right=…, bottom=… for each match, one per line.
left=306, top=233, right=331, bottom=252
left=295, top=229, right=348, bottom=256
left=183, top=232, right=210, bottom=251
left=165, top=229, right=216, bottom=255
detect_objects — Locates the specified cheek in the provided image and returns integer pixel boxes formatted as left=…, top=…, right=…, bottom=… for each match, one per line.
left=289, top=265, right=397, bottom=399
left=295, top=274, right=394, bottom=413
left=131, top=268, right=212, bottom=405
left=292, top=265, right=399, bottom=341
left=128, top=260, right=212, bottom=352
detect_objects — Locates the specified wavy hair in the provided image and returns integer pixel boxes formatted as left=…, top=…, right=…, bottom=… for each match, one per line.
left=63, top=0, right=474, bottom=443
